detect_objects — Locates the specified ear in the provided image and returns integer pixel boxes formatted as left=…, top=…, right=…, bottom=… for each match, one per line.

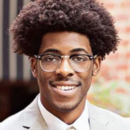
left=92, top=56, right=101, bottom=76
left=30, top=57, right=38, bottom=78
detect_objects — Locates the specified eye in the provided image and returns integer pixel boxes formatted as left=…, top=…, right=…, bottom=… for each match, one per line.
left=42, top=55, right=59, bottom=62
left=71, top=56, right=88, bottom=62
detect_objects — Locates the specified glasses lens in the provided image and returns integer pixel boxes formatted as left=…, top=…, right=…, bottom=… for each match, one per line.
left=70, top=55, right=91, bottom=72
left=40, top=55, right=60, bottom=71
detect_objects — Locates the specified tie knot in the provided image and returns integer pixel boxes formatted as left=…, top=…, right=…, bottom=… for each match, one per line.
left=67, top=126, right=76, bottom=130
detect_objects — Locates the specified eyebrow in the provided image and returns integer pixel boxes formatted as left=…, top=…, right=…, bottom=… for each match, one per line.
left=42, top=48, right=88, bottom=54
left=42, top=49, right=60, bottom=53
left=70, top=48, right=89, bottom=54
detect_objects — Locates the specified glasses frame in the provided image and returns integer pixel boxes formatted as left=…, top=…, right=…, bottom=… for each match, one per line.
left=34, top=53, right=97, bottom=72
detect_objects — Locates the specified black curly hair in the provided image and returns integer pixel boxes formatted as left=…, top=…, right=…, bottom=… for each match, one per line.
left=10, top=0, right=119, bottom=59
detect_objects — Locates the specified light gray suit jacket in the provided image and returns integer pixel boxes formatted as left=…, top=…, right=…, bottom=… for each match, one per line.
left=0, top=96, right=129, bottom=130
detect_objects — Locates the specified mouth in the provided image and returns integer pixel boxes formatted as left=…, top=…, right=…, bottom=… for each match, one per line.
left=54, top=85, right=76, bottom=91
left=50, top=81, right=81, bottom=93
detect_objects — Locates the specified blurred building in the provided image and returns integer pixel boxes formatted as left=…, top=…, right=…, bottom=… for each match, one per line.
left=89, top=0, right=130, bottom=117
left=0, top=0, right=38, bottom=121
left=0, top=0, right=35, bottom=81
left=96, top=0, right=130, bottom=82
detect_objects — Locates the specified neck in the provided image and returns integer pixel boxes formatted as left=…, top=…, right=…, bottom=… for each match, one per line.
left=57, top=99, right=86, bottom=124
left=41, top=96, right=86, bottom=124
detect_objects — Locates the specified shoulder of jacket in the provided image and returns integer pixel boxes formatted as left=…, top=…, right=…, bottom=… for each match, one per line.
left=0, top=110, right=23, bottom=130
left=0, top=96, right=40, bottom=130
left=87, top=101, right=127, bottom=126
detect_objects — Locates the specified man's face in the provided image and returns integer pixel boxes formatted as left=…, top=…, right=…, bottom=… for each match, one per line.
left=31, top=31, right=100, bottom=113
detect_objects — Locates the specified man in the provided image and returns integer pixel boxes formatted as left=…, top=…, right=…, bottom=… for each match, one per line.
left=0, top=0, right=129, bottom=130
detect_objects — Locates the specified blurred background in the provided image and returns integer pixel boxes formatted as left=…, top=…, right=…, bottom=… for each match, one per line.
left=0, top=0, right=130, bottom=121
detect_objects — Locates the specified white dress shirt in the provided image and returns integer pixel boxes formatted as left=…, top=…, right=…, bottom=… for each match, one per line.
left=38, top=95, right=90, bottom=130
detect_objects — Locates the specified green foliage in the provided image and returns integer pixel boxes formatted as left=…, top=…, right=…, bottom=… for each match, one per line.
left=88, top=79, right=130, bottom=117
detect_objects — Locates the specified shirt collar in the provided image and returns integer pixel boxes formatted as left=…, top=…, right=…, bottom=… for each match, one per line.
left=38, top=95, right=90, bottom=130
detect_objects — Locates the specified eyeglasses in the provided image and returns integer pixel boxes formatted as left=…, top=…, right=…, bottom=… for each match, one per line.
left=34, top=54, right=97, bottom=72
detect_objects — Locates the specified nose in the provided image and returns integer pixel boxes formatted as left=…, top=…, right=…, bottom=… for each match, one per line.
left=55, top=58, right=75, bottom=78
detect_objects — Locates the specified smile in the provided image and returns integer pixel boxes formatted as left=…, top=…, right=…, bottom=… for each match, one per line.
left=56, top=86, right=76, bottom=91
left=50, top=81, right=81, bottom=96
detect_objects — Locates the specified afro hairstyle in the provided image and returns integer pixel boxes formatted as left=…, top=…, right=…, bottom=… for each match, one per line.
left=10, top=0, right=119, bottom=59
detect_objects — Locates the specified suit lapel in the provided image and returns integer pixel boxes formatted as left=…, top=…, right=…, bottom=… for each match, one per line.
left=29, top=115, right=48, bottom=130
left=88, top=102, right=108, bottom=130
left=89, top=118, right=106, bottom=130
left=22, top=115, right=48, bottom=130
left=20, top=95, right=48, bottom=130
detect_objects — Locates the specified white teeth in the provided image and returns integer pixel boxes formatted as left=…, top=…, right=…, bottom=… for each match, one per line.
left=56, top=86, right=76, bottom=91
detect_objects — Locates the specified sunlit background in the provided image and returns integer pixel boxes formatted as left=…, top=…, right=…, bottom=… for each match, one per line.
left=88, top=0, right=130, bottom=117
left=0, top=0, right=130, bottom=121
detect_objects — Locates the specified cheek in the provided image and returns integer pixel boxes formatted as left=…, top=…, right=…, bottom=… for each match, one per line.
left=79, top=68, right=93, bottom=80
left=80, top=73, right=92, bottom=87
left=36, top=65, right=48, bottom=87
left=37, top=63, right=49, bottom=80
left=37, top=71, right=51, bottom=96
left=38, top=71, right=50, bottom=84
left=37, top=65, right=55, bottom=86
left=78, top=67, right=93, bottom=88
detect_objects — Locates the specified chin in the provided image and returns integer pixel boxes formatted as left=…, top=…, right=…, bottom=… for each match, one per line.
left=51, top=99, right=82, bottom=113
left=53, top=104, right=78, bottom=113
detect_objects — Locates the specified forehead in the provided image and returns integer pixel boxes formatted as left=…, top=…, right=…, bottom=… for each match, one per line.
left=39, top=31, right=92, bottom=54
